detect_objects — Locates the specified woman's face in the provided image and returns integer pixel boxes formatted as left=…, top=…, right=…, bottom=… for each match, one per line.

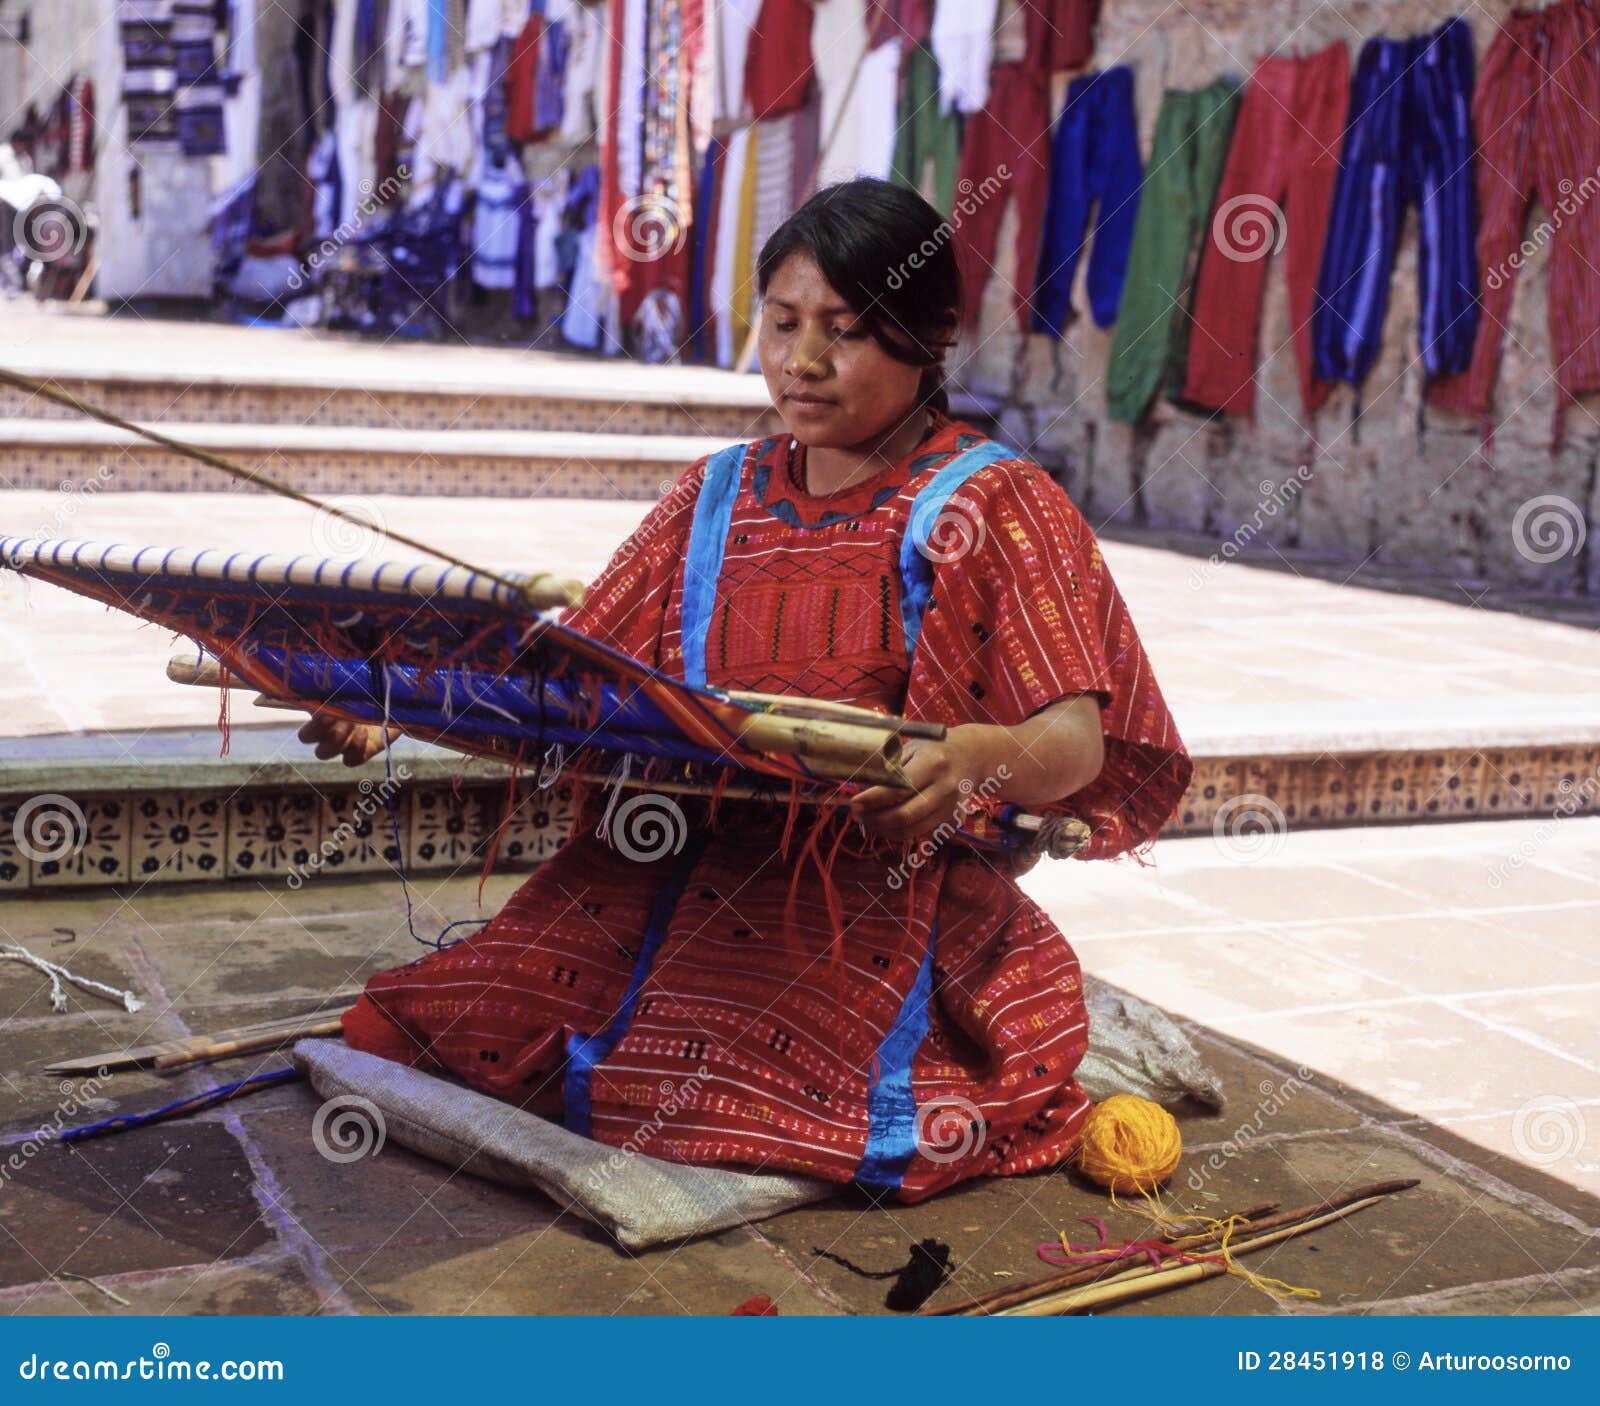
left=758, top=252, right=924, bottom=449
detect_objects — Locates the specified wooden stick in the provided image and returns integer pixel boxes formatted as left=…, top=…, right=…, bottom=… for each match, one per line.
left=925, top=1181, right=1419, bottom=1315
left=171, top=654, right=947, bottom=742
left=998, top=1193, right=1397, bottom=1315
left=46, top=994, right=363, bottom=1074
left=152, top=1016, right=347, bottom=1070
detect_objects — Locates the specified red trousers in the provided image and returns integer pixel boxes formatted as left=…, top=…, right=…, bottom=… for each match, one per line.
left=1430, top=0, right=1600, bottom=425
left=1182, top=42, right=1349, bottom=419
left=952, top=62, right=1054, bottom=332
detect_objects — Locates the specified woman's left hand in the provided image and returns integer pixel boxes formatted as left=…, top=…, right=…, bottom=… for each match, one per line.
left=848, top=725, right=1001, bottom=843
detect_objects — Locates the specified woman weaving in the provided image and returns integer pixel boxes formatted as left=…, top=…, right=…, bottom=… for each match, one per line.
left=302, top=179, right=1193, bottom=1203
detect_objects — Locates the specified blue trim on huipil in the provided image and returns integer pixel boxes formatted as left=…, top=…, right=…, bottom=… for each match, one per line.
left=563, top=835, right=708, bottom=1137
left=679, top=442, right=748, bottom=688
left=896, top=440, right=1017, bottom=658
left=854, top=919, right=939, bottom=1191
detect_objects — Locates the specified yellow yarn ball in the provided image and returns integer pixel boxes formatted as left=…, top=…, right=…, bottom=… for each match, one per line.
left=1074, top=1094, right=1183, bottom=1194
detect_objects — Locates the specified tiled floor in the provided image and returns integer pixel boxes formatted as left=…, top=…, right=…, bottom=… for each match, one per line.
left=1020, top=813, right=1600, bottom=1201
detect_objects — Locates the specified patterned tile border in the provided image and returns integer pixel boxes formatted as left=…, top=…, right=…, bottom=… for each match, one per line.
left=2, top=744, right=1595, bottom=892
left=0, top=775, right=576, bottom=893
left=0, top=444, right=687, bottom=501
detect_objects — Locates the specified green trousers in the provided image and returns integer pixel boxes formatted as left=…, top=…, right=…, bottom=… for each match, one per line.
left=891, top=45, right=962, bottom=217
left=1106, top=79, right=1240, bottom=424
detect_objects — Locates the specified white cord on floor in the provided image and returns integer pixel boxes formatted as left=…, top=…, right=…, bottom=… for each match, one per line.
left=0, top=943, right=143, bottom=1014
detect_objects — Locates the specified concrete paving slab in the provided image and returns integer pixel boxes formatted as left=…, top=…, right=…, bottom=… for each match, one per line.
left=0, top=1122, right=273, bottom=1289
left=333, top=1223, right=838, bottom=1316
left=0, top=1253, right=323, bottom=1316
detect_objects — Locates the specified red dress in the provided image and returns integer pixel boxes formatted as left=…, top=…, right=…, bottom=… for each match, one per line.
left=342, top=410, right=1192, bottom=1202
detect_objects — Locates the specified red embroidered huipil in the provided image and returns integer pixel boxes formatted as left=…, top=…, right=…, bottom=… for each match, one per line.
left=342, top=411, right=1192, bottom=1201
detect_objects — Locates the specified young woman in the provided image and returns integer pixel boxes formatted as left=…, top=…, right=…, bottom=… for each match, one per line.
left=304, top=178, right=1192, bottom=1203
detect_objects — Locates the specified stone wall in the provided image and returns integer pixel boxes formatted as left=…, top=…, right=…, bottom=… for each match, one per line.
left=958, top=0, right=1599, bottom=598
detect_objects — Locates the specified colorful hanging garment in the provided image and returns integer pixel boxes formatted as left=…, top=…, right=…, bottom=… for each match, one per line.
left=331, top=411, right=1192, bottom=1202
left=1105, top=78, right=1239, bottom=424
left=951, top=61, right=1053, bottom=333
left=1030, top=65, right=1143, bottom=338
left=1312, top=17, right=1478, bottom=389
left=1181, top=41, right=1349, bottom=420
left=1429, top=0, right=1600, bottom=440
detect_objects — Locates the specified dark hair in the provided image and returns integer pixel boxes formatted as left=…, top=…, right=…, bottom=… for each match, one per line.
left=756, top=178, right=963, bottom=414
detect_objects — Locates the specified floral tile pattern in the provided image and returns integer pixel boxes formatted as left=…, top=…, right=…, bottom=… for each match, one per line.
left=0, top=747, right=1594, bottom=893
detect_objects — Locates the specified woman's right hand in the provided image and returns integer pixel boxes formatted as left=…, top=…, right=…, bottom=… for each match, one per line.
left=296, top=712, right=400, bottom=767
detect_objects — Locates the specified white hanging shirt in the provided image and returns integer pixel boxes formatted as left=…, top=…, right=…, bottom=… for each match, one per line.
left=931, top=0, right=999, bottom=114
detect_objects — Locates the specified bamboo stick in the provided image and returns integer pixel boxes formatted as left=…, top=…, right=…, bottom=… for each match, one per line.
left=151, top=1016, right=347, bottom=1070
left=999, top=1194, right=1395, bottom=1315
left=45, top=994, right=363, bottom=1074
left=930, top=1180, right=1419, bottom=1316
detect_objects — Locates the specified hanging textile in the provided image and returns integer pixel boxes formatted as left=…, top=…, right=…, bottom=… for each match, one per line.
left=1429, top=0, right=1600, bottom=437
left=950, top=61, right=1053, bottom=333
left=1181, top=41, right=1349, bottom=420
left=1312, top=17, right=1478, bottom=390
left=891, top=43, right=961, bottom=214
left=743, top=0, right=814, bottom=120
left=472, top=150, right=528, bottom=289
left=1105, top=78, right=1239, bottom=425
left=1020, top=0, right=1100, bottom=74
left=1030, top=65, right=1143, bottom=338
left=930, top=0, right=999, bottom=114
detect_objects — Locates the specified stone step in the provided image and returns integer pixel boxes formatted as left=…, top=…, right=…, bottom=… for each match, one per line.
left=3, top=719, right=1594, bottom=892
left=0, top=419, right=734, bottom=498
left=0, top=359, right=787, bottom=439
